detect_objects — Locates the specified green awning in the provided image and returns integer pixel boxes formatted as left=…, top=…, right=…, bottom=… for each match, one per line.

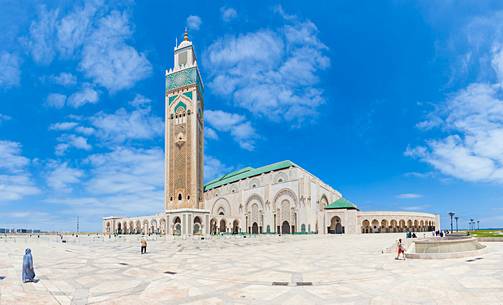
left=325, top=197, right=359, bottom=210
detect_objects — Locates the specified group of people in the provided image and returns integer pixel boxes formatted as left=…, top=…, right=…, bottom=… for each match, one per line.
left=434, top=230, right=448, bottom=237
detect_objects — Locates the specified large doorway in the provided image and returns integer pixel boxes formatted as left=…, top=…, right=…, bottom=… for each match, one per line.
left=173, top=217, right=181, bottom=236
left=329, top=216, right=344, bottom=234
left=232, top=220, right=239, bottom=234
left=219, top=219, right=226, bottom=233
left=281, top=221, right=290, bottom=234
left=252, top=222, right=259, bottom=234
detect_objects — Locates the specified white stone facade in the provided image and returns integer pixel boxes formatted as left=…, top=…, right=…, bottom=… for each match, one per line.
left=103, top=162, right=439, bottom=235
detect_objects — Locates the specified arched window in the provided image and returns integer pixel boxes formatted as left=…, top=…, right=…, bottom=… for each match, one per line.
left=178, top=193, right=182, bottom=200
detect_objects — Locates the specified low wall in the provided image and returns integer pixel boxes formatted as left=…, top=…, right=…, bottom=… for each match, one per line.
left=406, top=237, right=487, bottom=259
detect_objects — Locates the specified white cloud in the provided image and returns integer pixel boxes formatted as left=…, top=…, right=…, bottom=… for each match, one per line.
left=186, top=15, right=202, bottom=31
left=56, top=2, right=97, bottom=57
left=49, top=121, right=78, bottom=131
left=205, top=110, right=256, bottom=150
left=409, top=46, right=503, bottom=183
left=46, top=161, right=84, bottom=192
left=46, top=93, right=67, bottom=108
left=0, top=52, right=20, bottom=88
left=51, top=72, right=77, bottom=86
left=0, top=140, right=40, bottom=201
left=55, top=134, right=91, bottom=155
left=396, top=193, right=423, bottom=199
left=401, top=205, right=431, bottom=211
left=205, top=127, right=219, bottom=140
left=67, top=87, right=99, bottom=108
left=0, top=141, right=29, bottom=173
left=204, top=156, right=233, bottom=182
left=205, top=9, right=329, bottom=124
left=25, top=5, right=58, bottom=64
left=80, top=10, right=152, bottom=92
left=221, top=7, right=237, bottom=22
left=75, top=126, right=95, bottom=135
left=0, top=113, right=11, bottom=124
left=90, top=107, right=163, bottom=143
left=129, top=94, right=151, bottom=108
left=25, top=3, right=151, bottom=93
left=42, top=146, right=164, bottom=222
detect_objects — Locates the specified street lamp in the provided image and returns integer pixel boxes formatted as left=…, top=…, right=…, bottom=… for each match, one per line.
left=448, top=212, right=455, bottom=233
left=454, top=216, right=459, bottom=232
left=470, top=219, right=474, bottom=231
left=477, top=220, right=480, bottom=231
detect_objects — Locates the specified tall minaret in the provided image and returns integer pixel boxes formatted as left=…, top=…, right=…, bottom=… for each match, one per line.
left=165, top=29, right=204, bottom=212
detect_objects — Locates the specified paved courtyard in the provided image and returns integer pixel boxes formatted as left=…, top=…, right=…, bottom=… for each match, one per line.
left=0, top=233, right=502, bottom=305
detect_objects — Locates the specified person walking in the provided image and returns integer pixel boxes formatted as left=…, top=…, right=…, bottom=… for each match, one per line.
left=140, top=238, right=147, bottom=254
left=395, top=239, right=406, bottom=260
left=22, top=248, right=36, bottom=283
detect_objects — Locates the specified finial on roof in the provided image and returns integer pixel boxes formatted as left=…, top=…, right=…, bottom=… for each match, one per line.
left=184, top=27, right=189, bottom=41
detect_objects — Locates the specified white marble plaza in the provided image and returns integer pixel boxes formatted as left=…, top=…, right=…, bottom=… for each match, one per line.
left=0, top=233, right=502, bottom=305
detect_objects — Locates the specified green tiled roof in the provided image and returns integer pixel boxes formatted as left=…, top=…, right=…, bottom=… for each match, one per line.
left=325, top=197, right=359, bottom=210
left=204, top=160, right=296, bottom=191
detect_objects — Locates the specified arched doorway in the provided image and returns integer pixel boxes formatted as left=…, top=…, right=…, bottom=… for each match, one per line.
left=173, top=217, right=181, bottom=236
left=210, top=219, right=217, bottom=235
left=252, top=222, right=259, bottom=234
left=281, top=221, right=290, bottom=234
left=362, top=220, right=370, bottom=233
left=117, top=222, right=122, bottom=234
left=219, top=219, right=226, bottom=233
left=193, top=216, right=202, bottom=235
left=329, top=216, right=343, bottom=234
left=371, top=219, right=379, bottom=233
left=232, top=219, right=239, bottom=234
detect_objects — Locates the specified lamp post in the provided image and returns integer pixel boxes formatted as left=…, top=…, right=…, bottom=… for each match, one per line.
left=454, top=216, right=459, bottom=232
left=470, top=219, right=474, bottom=231
left=448, top=212, right=455, bottom=233
left=477, top=220, right=480, bottom=231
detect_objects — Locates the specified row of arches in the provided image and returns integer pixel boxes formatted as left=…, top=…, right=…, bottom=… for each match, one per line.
left=104, top=216, right=204, bottom=236
left=361, top=218, right=435, bottom=233
left=208, top=218, right=296, bottom=235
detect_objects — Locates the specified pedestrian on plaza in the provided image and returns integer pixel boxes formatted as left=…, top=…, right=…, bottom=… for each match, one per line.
left=140, top=238, right=147, bottom=254
left=22, top=248, right=36, bottom=283
left=395, top=239, right=406, bottom=260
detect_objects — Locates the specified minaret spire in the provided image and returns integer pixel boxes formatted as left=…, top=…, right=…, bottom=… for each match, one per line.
left=184, top=27, right=189, bottom=41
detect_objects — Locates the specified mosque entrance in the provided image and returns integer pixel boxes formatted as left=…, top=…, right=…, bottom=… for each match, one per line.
left=252, top=222, right=259, bottom=234
left=219, top=219, right=226, bottom=233
left=173, top=217, right=181, bottom=236
left=281, top=221, right=290, bottom=234
left=329, top=216, right=344, bottom=234
left=232, top=220, right=239, bottom=234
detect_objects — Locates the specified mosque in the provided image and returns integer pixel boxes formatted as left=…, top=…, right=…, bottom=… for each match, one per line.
left=103, top=31, right=439, bottom=236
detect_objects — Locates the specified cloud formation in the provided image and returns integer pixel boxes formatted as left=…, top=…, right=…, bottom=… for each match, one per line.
left=396, top=193, right=423, bottom=199
left=205, top=110, right=256, bottom=150
left=409, top=13, right=503, bottom=184
left=205, top=9, right=330, bottom=124
left=25, top=3, right=151, bottom=94
left=0, top=140, right=40, bottom=201
left=0, top=52, right=20, bottom=88
left=221, top=7, right=237, bottom=22
left=186, top=15, right=202, bottom=31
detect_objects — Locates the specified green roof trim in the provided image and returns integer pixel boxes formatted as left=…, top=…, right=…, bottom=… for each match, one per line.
left=168, top=95, right=178, bottom=105
left=204, top=160, right=295, bottom=191
left=325, top=197, right=359, bottom=210
left=174, top=101, right=186, bottom=112
left=183, top=91, right=193, bottom=100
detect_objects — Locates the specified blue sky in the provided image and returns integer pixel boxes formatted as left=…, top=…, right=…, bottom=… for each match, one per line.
left=1, top=0, right=503, bottom=231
